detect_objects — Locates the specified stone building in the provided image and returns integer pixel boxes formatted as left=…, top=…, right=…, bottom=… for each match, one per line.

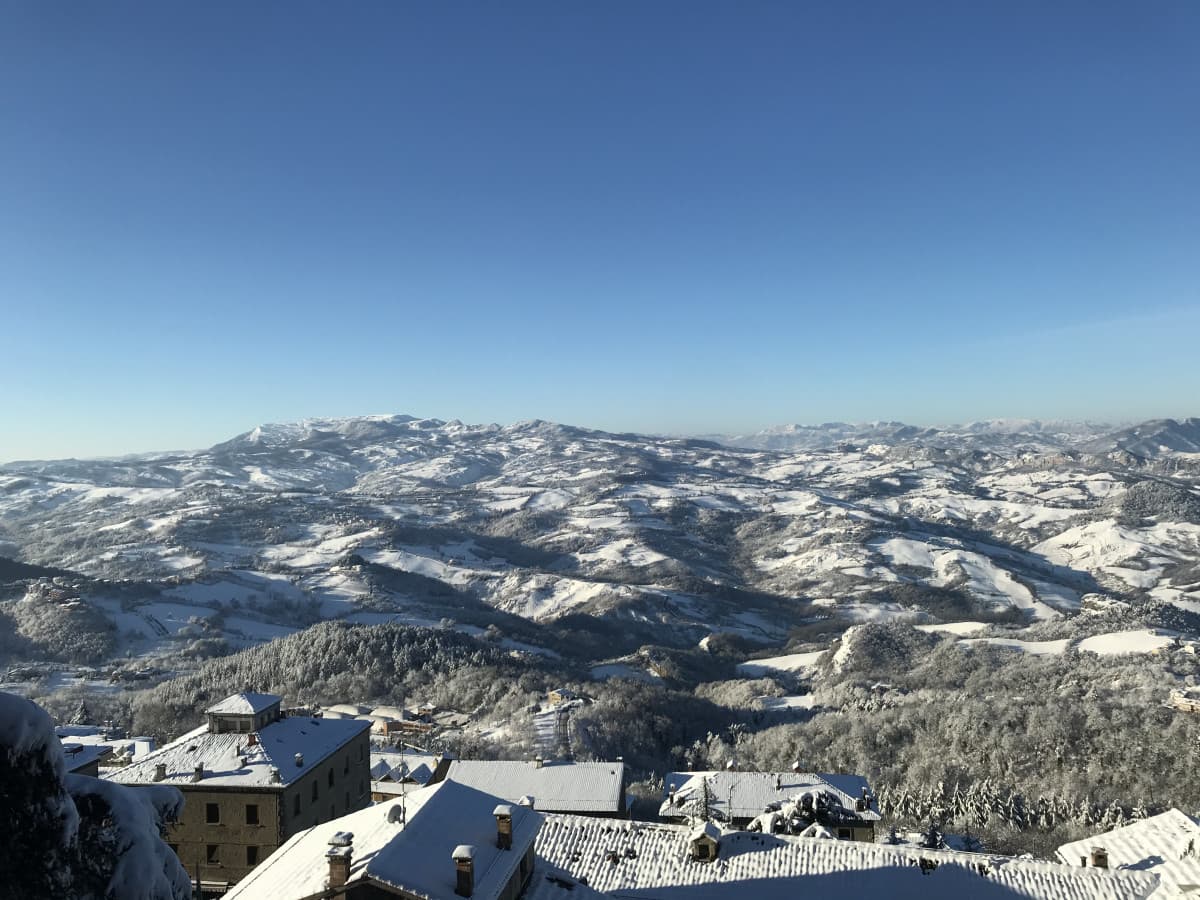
left=106, top=692, right=371, bottom=895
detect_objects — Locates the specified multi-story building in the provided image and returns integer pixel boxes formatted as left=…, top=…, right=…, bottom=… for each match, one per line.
left=107, top=692, right=371, bottom=895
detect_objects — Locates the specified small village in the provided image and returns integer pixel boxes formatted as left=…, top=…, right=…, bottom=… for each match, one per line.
left=50, top=689, right=1200, bottom=900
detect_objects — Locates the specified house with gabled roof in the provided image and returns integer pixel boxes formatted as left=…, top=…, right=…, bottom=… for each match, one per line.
left=1056, top=808, right=1200, bottom=898
left=106, top=691, right=371, bottom=893
left=223, top=780, right=542, bottom=900
left=659, top=770, right=880, bottom=839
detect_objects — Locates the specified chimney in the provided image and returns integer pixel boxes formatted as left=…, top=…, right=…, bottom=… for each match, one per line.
left=518, top=795, right=535, bottom=810
left=154, top=763, right=168, bottom=782
left=1090, top=847, right=1108, bottom=869
left=327, top=832, right=354, bottom=888
left=191, top=763, right=204, bottom=782
left=856, top=787, right=870, bottom=812
left=452, top=845, right=475, bottom=897
left=269, top=767, right=281, bottom=784
left=248, top=732, right=258, bottom=746
left=534, top=755, right=543, bottom=769
left=295, top=752, right=304, bottom=767
left=494, top=804, right=514, bottom=850
left=791, top=760, right=801, bottom=773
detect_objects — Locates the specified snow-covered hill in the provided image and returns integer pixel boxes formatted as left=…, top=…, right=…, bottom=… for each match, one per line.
left=1, top=414, right=1198, bottom=670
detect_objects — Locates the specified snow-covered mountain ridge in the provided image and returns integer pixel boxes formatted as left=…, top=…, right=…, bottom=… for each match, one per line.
left=1, top=414, right=1198, bottom=670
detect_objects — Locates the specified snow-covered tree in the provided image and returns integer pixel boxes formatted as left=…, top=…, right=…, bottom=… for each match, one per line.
left=0, top=691, right=190, bottom=900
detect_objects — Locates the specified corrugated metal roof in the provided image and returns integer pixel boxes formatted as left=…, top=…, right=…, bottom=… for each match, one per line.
left=536, top=814, right=1158, bottom=900
left=445, top=760, right=625, bottom=813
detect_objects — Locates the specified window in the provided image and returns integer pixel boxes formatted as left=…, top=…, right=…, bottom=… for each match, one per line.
left=344, top=791, right=349, bottom=810
left=205, top=802, right=220, bottom=824
left=330, top=804, right=335, bottom=819
left=358, top=744, right=364, bottom=761
left=312, top=781, right=319, bottom=801
left=343, top=757, right=349, bottom=775
left=246, top=803, right=259, bottom=825
left=695, top=844, right=709, bottom=860
left=328, top=768, right=334, bottom=788
left=359, top=779, right=365, bottom=796
left=293, top=794, right=301, bottom=816
left=206, top=845, right=220, bottom=865
left=837, top=828, right=852, bottom=840
left=246, top=846, right=259, bottom=866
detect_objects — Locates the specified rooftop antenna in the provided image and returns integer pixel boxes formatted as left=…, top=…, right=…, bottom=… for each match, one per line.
left=398, top=761, right=409, bottom=825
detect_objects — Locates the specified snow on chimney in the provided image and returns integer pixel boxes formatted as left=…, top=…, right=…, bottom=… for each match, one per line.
left=191, top=764, right=204, bottom=782
left=295, top=752, right=304, bottom=767
left=269, top=767, right=281, bottom=784
left=494, top=804, right=514, bottom=850
left=453, top=845, right=476, bottom=897
left=533, top=755, right=543, bottom=768
left=154, top=763, right=167, bottom=782
left=327, top=832, right=354, bottom=888
left=1090, top=847, right=1109, bottom=869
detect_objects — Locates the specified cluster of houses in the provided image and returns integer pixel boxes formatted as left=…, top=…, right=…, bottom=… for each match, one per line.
left=321, top=701, right=470, bottom=737
left=92, top=691, right=1199, bottom=899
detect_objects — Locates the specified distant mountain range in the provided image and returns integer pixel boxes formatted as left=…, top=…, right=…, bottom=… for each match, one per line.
left=1, top=412, right=1198, bottom=684
left=705, top=417, right=1200, bottom=457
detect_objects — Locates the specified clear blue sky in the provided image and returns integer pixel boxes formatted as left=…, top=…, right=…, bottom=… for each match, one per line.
left=2, top=1, right=1197, bottom=460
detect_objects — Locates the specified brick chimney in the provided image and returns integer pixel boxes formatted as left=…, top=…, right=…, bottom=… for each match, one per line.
left=1090, top=847, right=1108, bottom=869
left=248, top=732, right=258, bottom=747
left=191, top=763, right=204, bottom=782
left=154, top=763, right=168, bottom=782
left=327, top=832, right=354, bottom=888
left=494, top=804, right=514, bottom=850
left=453, top=845, right=475, bottom=897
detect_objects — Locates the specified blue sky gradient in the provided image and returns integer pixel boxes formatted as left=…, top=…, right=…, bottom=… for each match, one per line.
left=2, top=1, right=1197, bottom=459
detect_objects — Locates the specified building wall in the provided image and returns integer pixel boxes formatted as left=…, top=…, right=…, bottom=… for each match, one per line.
left=166, top=788, right=282, bottom=886
left=279, top=731, right=373, bottom=838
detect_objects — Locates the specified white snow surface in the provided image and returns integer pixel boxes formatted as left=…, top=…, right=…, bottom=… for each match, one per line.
left=225, top=780, right=542, bottom=900
left=536, top=814, right=1157, bottom=900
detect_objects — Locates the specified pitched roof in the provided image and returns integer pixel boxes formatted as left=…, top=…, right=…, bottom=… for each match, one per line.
left=224, top=780, right=543, bottom=900
left=105, top=714, right=369, bottom=789
left=1056, top=809, right=1200, bottom=898
left=370, top=749, right=442, bottom=784
left=536, top=814, right=1159, bottom=900
left=661, top=771, right=881, bottom=822
left=445, top=760, right=625, bottom=814
left=204, top=692, right=281, bottom=715
left=61, top=742, right=112, bottom=772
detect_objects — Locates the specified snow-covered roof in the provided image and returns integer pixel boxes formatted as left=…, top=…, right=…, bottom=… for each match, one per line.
left=204, top=692, right=281, bottom=716
left=1057, top=809, right=1200, bottom=898
left=106, top=714, right=369, bottom=789
left=224, top=780, right=542, bottom=900
left=61, top=742, right=112, bottom=772
left=370, top=749, right=442, bottom=784
left=661, top=771, right=881, bottom=822
left=445, top=760, right=625, bottom=814
left=536, top=814, right=1159, bottom=900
